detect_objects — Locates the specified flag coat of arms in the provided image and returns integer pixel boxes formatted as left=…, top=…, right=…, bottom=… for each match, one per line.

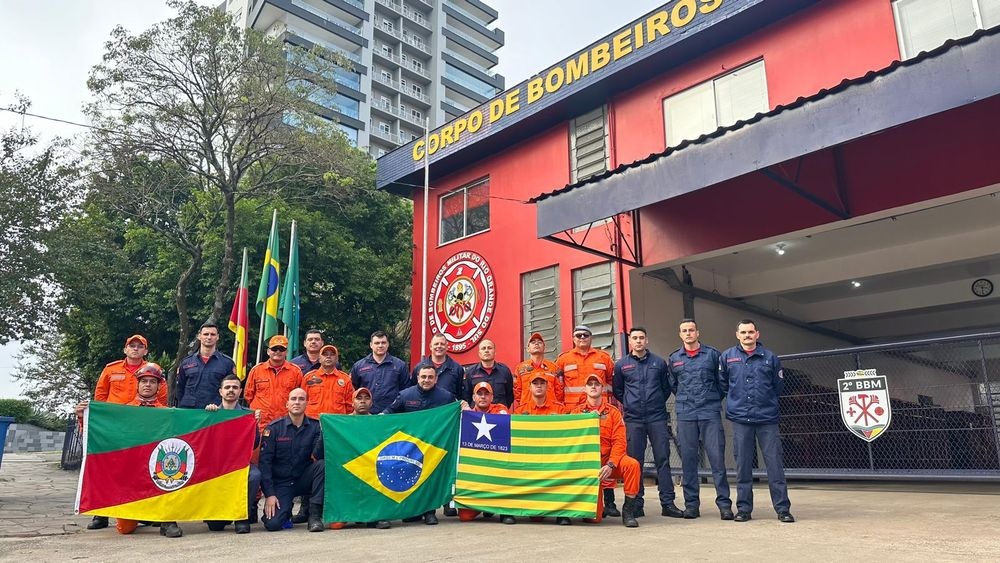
left=454, top=411, right=601, bottom=518
left=75, top=402, right=256, bottom=521
left=838, top=369, right=892, bottom=443
left=321, top=402, right=460, bottom=523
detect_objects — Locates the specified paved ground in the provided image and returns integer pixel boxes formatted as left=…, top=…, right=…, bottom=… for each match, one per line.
left=2, top=452, right=1000, bottom=562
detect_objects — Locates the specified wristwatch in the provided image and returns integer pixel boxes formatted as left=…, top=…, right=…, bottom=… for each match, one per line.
left=607, top=461, right=616, bottom=469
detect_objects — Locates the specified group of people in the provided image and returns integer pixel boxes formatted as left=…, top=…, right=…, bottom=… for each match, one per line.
left=77, top=317, right=795, bottom=536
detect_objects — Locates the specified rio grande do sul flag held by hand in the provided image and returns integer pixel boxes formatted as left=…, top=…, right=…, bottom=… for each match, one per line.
left=76, top=402, right=256, bottom=521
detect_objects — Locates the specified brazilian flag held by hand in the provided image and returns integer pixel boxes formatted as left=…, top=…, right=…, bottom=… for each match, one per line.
left=321, top=402, right=460, bottom=523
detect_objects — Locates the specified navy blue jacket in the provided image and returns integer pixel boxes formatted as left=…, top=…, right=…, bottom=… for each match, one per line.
left=290, top=354, right=320, bottom=376
left=719, top=344, right=785, bottom=425
left=612, top=351, right=671, bottom=423
left=382, top=384, right=456, bottom=414
left=175, top=350, right=236, bottom=409
left=462, top=362, right=515, bottom=407
left=410, top=355, right=465, bottom=399
left=350, top=354, right=410, bottom=414
left=258, top=415, right=323, bottom=497
left=667, top=345, right=725, bottom=421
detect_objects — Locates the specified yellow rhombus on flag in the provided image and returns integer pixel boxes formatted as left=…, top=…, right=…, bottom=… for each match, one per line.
left=342, top=430, right=449, bottom=503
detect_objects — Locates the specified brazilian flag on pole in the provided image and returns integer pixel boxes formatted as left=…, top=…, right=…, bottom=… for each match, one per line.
left=279, top=220, right=300, bottom=355
left=321, top=403, right=460, bottom=523
left=255, top=210, right=281, bottom=343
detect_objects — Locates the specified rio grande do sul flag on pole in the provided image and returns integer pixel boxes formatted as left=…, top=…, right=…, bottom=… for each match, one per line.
left=454, top=410, right=601, bottom=518
left=321, top=402, right=460, bottom=523
left=75, top=402, right=255, bottom=521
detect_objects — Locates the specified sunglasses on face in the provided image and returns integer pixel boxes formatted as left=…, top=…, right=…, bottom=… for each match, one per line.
left=574, top=333, right=591, bottom=339
left=270, top=347, right=287, bottom=352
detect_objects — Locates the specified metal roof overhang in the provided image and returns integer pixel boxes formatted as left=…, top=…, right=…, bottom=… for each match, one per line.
left=533, top=30, right=1000, bottom=239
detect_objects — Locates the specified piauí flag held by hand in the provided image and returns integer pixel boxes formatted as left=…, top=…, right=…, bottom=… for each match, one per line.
left=454, top=410, right=601, bottom=518
left=279, top=220, right=300, bottom=355
left=229, top=248, right=250, bottom=380
left=256, top=210, right=281, bottom=342
left=75, top=402, right=255, bottom=521
left=321, top=402, right=460, bottom=523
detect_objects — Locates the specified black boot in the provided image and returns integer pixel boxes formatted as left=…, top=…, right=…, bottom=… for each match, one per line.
left=160, top=522, right=183, bottom=538
left=603, top=488, right=620, bottom=517
left=307, top=503, right=325, bottom=532
left=292, top=498, right=309, bottom=524
left=87, top=516, right=109, bottom=530
left=622, top=497, right=639, bottom=528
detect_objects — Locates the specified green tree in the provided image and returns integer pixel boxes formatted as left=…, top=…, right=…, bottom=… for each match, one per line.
left=83, top=0, right=373, bottom=387
left=0, top=96, right=77, bottom=344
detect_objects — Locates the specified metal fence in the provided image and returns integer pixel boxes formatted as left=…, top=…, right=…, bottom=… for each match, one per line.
left=60, top=415, right=83, bottom=471
left=648, top=332, right=1000, bottom=482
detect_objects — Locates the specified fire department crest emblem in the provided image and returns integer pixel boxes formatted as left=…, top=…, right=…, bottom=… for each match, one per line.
left=837, top=369, right=892, bottom=443
left=428, top=251, right=496, bottom=353
left=148, top=438, right=196, bottom=491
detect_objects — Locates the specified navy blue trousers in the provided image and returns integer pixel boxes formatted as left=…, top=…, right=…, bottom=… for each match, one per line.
left=262, top=460, right=325, bottom=531
left=676, top=417, right=731, bottom=510
left=625, top=420, right=675, bottom=508
left=732, top=422, right=790, bottom=514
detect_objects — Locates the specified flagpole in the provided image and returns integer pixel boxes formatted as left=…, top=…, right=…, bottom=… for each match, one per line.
left=283, top=220, right=297, bottom=342
left=256, top=209, right=277, bottom=364
left=234, top=247, right=248, bottom=362
left=420, top=117, right=430, bottom=356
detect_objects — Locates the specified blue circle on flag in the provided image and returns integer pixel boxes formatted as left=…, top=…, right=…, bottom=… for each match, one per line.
left=375, top=441, right=424, bottom=492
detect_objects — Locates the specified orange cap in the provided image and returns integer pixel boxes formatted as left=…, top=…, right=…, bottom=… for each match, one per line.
left=529, top=332, right=544, bottom=343
left=353, top=387, right=372, bottom=399
left=473, top=382, right=493, bottom=395
left=135, top=362, right=165, bottom=381
left=584, top=373, right=603, bottom=385
left=125, top=334, right=148, bottom=347
left=320, top=344, right=339, bottom=355
left=268, top=335, right=289, bottom=349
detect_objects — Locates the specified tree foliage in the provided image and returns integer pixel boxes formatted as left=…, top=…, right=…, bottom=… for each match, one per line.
left=0, top=96, right=77, bottom=344
left=83, top=0, right=376, bottom=383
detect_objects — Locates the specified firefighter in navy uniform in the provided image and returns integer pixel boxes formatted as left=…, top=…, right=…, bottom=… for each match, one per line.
left=259, top=388, right=326, bottom=532
left=719, top=319, right=795, bottom=523
left=383, top=364, right=459, bottom=525
left=612, top=326, right=683, bottom=519
left=667, top=319, right=733, bottom=520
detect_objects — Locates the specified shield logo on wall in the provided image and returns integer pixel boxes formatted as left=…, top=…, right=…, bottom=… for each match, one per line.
left=837, top=370, right=892, bottom=443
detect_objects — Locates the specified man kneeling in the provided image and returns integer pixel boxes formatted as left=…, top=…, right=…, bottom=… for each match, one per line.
left=259, top=388, right=325, bottom=532
left=571, top=374, right=641, bottom=527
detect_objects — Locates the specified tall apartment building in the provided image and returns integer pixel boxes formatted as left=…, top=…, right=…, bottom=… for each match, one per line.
left=223, top=0, right=506, bottom=159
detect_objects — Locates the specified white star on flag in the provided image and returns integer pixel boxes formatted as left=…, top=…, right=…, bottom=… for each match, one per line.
left=472, top=414, right=496, bottom=441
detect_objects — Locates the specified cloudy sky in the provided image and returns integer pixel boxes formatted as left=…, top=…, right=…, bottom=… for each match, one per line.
left=0, top=0, right=667, bottom=398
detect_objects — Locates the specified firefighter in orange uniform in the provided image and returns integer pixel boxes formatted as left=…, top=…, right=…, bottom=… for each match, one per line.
left=301, top=344, right=354, bottom=418
left=82, top=335, right=165, bottom=531
left=244, top=335, right=303, bottom=431
left=93, top=334, right=167, bottom=407
left=514, top=374, right=566, bottom=416
left=458, top=381, right=515, bottom=524
left=571, top=374, right=641, bottom=528
left=513, top=332, right=563, bottom=410
left=78, top=363, right=184, bottom=537
left=556, top=324, right=618, bottom=515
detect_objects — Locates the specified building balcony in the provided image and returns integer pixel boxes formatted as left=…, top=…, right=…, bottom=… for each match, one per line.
left=374, top=0, right=432, bottom=32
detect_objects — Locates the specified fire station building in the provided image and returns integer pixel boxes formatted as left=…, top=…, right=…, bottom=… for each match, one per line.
left=377, top=1, right=1000, bottom=478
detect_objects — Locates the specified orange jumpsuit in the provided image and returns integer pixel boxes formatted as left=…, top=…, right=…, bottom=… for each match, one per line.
left=243, top=361, right=302, bottom=430
left=571, top=401, right=640, bottom=497
left=301, top=368, right=354, bottom=419
left=556, top=348, right=614, bottom=408
left=94, top=360, right=167, bottom=406
left=512, top=358, right=563, bottom=409
left=514, top=399, right=566, bottom=415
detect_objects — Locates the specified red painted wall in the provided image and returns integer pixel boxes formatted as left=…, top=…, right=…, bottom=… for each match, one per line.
left=407, top=0, right=921, bottom=366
